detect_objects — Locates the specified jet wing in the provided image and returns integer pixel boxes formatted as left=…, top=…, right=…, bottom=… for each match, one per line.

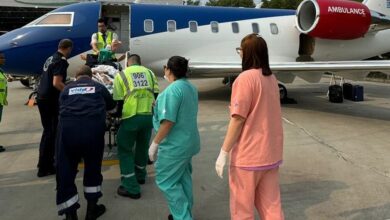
left=189, top=60, right=390, bottom=82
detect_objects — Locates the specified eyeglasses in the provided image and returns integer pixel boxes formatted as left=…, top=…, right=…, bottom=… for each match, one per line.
left=235, top=47, right=242, bottom=54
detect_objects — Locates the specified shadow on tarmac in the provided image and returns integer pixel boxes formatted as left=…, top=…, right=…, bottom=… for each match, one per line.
left=1, top=142, right=39, bottom=152
left=281, top=180, right=347, bottom=220
left=338, top=203, right=390, bottom=220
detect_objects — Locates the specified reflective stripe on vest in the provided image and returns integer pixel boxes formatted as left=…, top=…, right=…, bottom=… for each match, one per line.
left=118, top=69, right=154, bottom=101
left=97, top=31, right=113, bottom=50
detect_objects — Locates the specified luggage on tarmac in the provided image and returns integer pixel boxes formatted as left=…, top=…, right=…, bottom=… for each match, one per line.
left=342, top=82, right=364, bottom=102
left=352, top=85, right=364, bottom=102
left=342, top=83, right=353, bottom=100
left=329, top=85, right=343, bottom=103
left=328, top=75, right=343, bottom=103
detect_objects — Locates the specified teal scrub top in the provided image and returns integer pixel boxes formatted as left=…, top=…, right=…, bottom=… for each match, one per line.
left=153, top=78, right=200, bottom=159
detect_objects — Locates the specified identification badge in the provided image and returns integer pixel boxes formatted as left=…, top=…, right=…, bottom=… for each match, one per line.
left=69, top=87, right=95, bottom=95
left=131, top=72, right=149, bottom=88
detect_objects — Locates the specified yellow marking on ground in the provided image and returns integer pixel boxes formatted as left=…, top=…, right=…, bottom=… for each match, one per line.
left=78, top=159, right=119, bottom=168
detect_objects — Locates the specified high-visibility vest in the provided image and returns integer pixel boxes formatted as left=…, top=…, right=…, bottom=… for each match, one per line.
left=0, top=69, right=8, bottom=106
left=117, top=65, right=158, bottom=119
left=96, top=31, right=113, bottom=51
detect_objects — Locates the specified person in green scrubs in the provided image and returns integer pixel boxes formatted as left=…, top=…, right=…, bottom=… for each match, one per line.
left=149, top=56, right=200, bottom=220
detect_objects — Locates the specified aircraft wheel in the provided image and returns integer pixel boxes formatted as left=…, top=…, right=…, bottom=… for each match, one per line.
left=278, top=83, right=287, bottom=100
left=20, top=77, right=38, bottom=89
left=20, top=78, right=31, bottom=88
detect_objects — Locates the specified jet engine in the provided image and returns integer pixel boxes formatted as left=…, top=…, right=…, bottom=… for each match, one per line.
left=296, top=0, right=390, bottom=40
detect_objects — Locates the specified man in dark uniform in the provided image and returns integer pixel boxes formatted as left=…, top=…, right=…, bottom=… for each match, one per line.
left=36, top=39, right=73, bottom=177
left=56, top=65, right=115, bottom=220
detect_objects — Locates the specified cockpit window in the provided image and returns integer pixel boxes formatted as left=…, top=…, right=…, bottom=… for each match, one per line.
left=25, top=12, right=74, bottom=27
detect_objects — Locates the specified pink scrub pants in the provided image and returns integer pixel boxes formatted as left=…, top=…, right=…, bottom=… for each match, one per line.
left=229, top=166, right=284, bottom=220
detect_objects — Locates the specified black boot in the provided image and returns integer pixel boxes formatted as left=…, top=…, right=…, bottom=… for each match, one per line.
left=85, top=202, right=106, bottom=220
left=168, top=214, right=173, bottom=220
left=64, top=211, right=78, bottom=220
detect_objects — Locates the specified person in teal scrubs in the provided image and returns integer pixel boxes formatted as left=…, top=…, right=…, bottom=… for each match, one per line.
left=149, top=56, right=200, bottom=220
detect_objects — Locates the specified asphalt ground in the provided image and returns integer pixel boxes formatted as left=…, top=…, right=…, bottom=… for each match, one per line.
left=0, top=77, right=389, bottom=220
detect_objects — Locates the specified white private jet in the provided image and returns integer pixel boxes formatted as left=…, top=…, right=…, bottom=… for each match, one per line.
left=0, top=0, right=390, bottom=98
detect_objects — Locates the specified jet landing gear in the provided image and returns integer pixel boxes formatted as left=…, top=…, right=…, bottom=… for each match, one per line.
left=279, top=83, right=297, bottom=104
left=278, top=83, right=287, bottom=100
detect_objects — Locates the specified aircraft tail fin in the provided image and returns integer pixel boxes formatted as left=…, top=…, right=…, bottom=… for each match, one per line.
left=364, top=0, right=390, bottom=15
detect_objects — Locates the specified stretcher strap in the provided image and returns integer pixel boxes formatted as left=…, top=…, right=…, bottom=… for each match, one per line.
left=57, top=194, right=79, bottom=211
left=84, top=186, right=102, bottom=193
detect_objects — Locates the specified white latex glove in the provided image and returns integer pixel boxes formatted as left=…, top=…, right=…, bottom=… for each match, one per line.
left=149, top=141, right=159, bottom=162
left=215, top=149, right=229, bottom=179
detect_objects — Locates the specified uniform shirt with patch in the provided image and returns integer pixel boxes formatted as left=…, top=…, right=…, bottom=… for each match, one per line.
left=230, top=69, right=283, bottom=167
left=153, top=79, right=200, bottom=159
left=59, top=77, right=115, bottom=119
left=37, top=52, right=68, bottom=100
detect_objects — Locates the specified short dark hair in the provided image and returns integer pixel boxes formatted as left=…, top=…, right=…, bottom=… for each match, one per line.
left=98, top=18, right=107, bottom=25
left=241, top=34, right=272, bottom=76
left=58, top=39, right=73, bottom=49
left=166, top=56, right=189, bottom=79
left=76, top=65, right=92, bottom=78
left=128, top=54, right=141, bottom=65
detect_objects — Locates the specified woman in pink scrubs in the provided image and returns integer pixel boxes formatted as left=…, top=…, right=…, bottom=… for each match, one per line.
left=215, top=34, right=284, bottom=220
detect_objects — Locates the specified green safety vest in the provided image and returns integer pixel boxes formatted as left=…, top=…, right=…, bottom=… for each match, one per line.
left=96, top=31, right=113, bottom=51
left=0, top=70, right=8, bottom=106
left=115, top=65, right=159, bottom=120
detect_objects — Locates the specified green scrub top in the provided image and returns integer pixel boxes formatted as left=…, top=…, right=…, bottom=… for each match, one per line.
left=153, top=78, right=200, bottom=159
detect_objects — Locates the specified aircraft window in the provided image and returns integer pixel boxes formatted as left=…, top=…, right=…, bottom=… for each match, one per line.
left=167, top=20, right=176, bottom=32
left=144, top=19, right=154, bottom=33
left=252, top=23, right=260, bottom=34
left=232, top=22, right=239, bottom=33
left=270, top=23, right=279, bottom=35
left=211, top=21, right=219, bottom=33
left=26, top=12, right=74, bottom=27
left=189, top=21, right=198, bottom=32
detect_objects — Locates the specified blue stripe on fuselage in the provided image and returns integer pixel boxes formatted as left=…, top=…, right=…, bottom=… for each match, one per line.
left=0, top=2, right=100, bottom=75
left=131, top=4, right=295, bottom=38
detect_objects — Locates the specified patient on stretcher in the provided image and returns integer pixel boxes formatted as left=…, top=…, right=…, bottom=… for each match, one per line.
left=80, top=40, right=125, bottom=93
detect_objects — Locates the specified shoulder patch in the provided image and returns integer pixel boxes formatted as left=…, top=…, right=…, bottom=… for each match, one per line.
left=69, top=87, right=95, bottom=96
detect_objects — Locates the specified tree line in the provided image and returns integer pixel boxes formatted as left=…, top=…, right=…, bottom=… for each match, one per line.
left=187, top=0, right=362, bottom=9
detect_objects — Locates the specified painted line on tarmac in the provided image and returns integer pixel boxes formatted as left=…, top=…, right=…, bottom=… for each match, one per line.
left=79, top=159, right=119, bottom=168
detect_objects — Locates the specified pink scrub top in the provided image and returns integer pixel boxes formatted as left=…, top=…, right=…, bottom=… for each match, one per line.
left=229, top=68, right=283, bottom=168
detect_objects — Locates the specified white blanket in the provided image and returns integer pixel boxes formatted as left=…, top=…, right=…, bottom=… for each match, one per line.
left=91, top=65, right=118, bottom=94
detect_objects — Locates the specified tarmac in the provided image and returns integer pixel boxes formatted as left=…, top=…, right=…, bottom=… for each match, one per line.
left=0, top=77, right=389, bottom=220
